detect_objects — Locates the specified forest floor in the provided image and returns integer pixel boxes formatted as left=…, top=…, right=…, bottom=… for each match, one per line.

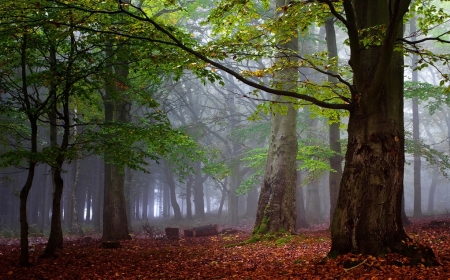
left=1, top=216, right=450, bottom=279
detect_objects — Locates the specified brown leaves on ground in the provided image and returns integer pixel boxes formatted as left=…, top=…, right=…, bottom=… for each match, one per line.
left=1, top=217, right=450, bottom=279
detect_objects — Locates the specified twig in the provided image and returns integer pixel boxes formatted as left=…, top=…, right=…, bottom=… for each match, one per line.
left=336, top=259, right=367, bottom=278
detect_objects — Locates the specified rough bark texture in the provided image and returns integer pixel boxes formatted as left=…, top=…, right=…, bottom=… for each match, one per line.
left=254, top=98, right=298, bottom=234
left=253, top=0, right=299, bottom=235
left=331, top=0, right=437, bottom=265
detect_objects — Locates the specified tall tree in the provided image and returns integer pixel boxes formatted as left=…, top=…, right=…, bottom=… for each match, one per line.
left=324, top=17, right=343, bottom=222
left=51, top=0, right=447, bottom=262
left=101, top=40, right=132, bottom=244
left=254, top=0, right=298, bottom=235
left=410, top=16, right=422, bottom=218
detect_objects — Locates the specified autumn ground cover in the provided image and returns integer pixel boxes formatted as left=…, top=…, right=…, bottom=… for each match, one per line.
left=1, top=216, right=450, bottom=279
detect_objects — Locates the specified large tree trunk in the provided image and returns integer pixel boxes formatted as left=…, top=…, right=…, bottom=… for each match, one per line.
left=254, top=98, right=297, bottom=235
left=330, top=1, right=437, bottom=264
left=253, top=0, right=298, bottom=235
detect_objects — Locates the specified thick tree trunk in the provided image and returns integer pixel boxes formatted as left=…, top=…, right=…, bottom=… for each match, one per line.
left=331, top=1, right=437, bottom=265
left=253, top=0, right=298, bottom=235
left=253, top=98, right=298, bottom=235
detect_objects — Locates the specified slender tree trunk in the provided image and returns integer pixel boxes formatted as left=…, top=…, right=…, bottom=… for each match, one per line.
left=163, top=165, right=182, bottom=220
left=19, top=125, right=37, bottom=266
left=18, top=31, right=39, bottom=266
left=296, top=171, right=309, bottom=229
left=43, top=39, right=75, bottom=257
left=102, top=41, right=131, bottom=243
left=427, top=170, right=438, bottom=214
left=227, top=173, right=240, bottom=225
left=142, top=184, right=149, bottom=219
left=217, top=178, right=228, bottom=219
left=325, top=17, right=343, bottom=223
left=245, top=186, right=258, bottom=218
left=72, top=157, right=83, bottom=235
left=193, top=162, right=205, bottom=219
left=411, top=17, right=422, bottom=218
left=186, top=177, right=193, bottom=219
left=148, top=179, right=155, bottom=219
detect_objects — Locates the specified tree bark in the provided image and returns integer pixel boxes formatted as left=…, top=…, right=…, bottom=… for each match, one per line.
left=325, top=17, right=343, bottom=223
left=411, top=16, right=422, bottom=218
left=163, top=165, right=183, bottom=220
left=427, top=169, right=438, bottom=214
left=18, top=32, right=38, bottom=266
left=185, top=176, right=193, bottom=219
left=193, top=162, right=205, bottom=218
left=102, top=41, right=131, bottom=242
left=330, top=1, right=437, bottom=264
left=253, top=0, right=298, bottom=235
left=43, top=41, right=71, bottom=258
left=295, top=171, right=309, bottom=229
left=71, top=157, right=84, bottom=235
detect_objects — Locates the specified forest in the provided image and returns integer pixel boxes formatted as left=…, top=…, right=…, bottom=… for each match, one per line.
left=1, top=0, right=450, bottom=279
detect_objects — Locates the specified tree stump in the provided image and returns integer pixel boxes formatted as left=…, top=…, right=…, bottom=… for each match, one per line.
left=100, top=241, right=122, bottom=249
left=183, top=229, right=194, bottom=237
left=193, top=224, right=219, bottom=237
left=165, top=227, right=179, bottom=239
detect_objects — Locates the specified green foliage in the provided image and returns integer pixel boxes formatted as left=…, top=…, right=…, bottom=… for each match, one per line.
left=404, top=81, right=448, bottom=115
left=237, top=137, right=337, bottom=195
left=405, top=132, right=450, bottom=178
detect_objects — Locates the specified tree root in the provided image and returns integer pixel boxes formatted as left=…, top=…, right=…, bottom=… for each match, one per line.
left=391, top=239, right=440, bottom=267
